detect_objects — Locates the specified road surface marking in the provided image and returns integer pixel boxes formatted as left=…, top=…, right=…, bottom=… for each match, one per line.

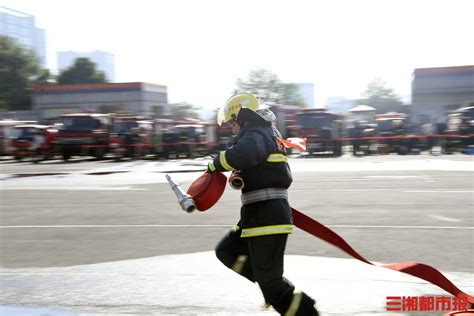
left=0, top=224, right=472, bottom=229
left=0, top=186, right=148, bottom=191
left=428, top=215, right=461, bottom=222
left=3, top=202, right=469, bottom=208
left=291, top=189, right=473, bottom=193
left=404, top=190, right=473, bottom=193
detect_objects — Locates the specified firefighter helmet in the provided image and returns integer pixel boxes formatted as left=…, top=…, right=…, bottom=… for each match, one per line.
left=217, top=92, right=273, bottom=125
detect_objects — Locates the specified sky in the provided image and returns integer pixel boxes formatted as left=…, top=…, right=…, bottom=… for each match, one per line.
left=1, top=0, right=473, bottom=113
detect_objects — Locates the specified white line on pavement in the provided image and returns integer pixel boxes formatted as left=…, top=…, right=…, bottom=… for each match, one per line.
left=5, top=188, right=469, bottom=193
left=327, top=225, right=472, bottom=229
left=291, top=189, right=473, bottom=192
left=2, top=202, right=469, bottom=208
left=0, top=224, right=472, bottom=229
left=404, top=190, right=473, bottom=193
left=0, top=186, right=148, bottom=191
left=428, top=214, right=462, bottom=222
left=0, top=203, right=203, bottom=208
left=0, top=272, right=168, bottom=275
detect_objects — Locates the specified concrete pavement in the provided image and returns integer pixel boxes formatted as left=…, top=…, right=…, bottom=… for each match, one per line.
left=1, top=252, right=473, bottom=315
left=1, top=155, right=473, bottom=315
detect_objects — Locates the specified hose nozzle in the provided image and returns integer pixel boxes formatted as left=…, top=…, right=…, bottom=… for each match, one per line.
left=165, top=174, right=196, bottom=213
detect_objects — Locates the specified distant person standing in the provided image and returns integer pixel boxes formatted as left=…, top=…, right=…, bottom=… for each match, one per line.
left=31, top=128, right=45, bottom=154
left=435, top=121, right=447, bottom=154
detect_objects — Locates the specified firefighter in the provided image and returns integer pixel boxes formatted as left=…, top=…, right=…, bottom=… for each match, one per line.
left=207, top=93, right=319, bottom=315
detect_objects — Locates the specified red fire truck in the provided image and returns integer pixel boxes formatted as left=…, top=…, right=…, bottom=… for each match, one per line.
left=269, top=104, right=301, bottom=138
left=109, top=116, right=155, bottom=160
left=1, top=120, right=37, bottom=156
left=55, top=113, right=113, bottom=161
left=294, top=108, right=344, bottom=156
left=10, top=124, right=58, bottom=162
left=374, top=112, right=416, bottom=154
left=160, top=121, right=216, bottom=159
left=213, top=123, right=233, bottom=152
left=445, top=105, right=474, bottom=153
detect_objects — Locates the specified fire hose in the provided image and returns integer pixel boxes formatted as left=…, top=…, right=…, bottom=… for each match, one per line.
left=166, top=172, right=474, bottom=307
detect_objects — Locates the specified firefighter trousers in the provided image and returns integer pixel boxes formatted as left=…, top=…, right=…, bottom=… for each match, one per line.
left=215, top=225, right=318, bottom=315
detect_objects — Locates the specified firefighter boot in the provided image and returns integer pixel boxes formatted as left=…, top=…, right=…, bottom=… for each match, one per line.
left=284, top=291, right=318, bottom=316
left=259, top=278, right=318, bottom=316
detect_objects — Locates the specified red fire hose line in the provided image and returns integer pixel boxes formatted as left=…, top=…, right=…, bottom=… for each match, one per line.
left=291, top=208, right=474, bottom=305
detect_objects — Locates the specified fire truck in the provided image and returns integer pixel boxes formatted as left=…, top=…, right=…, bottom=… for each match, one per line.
left=294, top=108, right=344, bottom=156
left=109, top=116, right=154, bottom=160
left=374, top=112, right=417, bottom=154
left=10, top=124, right=58, bottom=162
left=0, top=119, right=37, bottom=156
left=213, top=123, right=234, bottom=151
left=269, top=104, right=300, bottom=138
left=444, top=105, right=474, bottom=153
left=348, top=121, right=377, bottom=156
left=157, top=118, right=217, bottom=159
left=55, top=113, right=113, bottom=161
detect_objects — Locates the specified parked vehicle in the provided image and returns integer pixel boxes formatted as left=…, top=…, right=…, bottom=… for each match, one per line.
left=0, top=120, right=36, bottom=156
left=374, top=112, right=420, bottom=155
left=445, top=105, right=474, bottom=153
left=213, top=123, right=234, bottom=151
left=269, top=103, right=300, bottom=138
left=10, top=125, right=58, bottom=162
left=161, top=124, right=209, bottom=159
left=348, top=121, right=377, bottom=156
left=294, top=109, right=344, bottom=156
left=110, top=116, right=154, bottom=160
left=55, top=113, right=113, bottom=161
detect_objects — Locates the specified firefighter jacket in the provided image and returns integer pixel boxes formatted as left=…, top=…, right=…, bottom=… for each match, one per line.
left=210, top=118, right=293, bottom=238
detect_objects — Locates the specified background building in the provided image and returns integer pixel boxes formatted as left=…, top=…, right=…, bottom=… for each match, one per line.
left=32, top=82, right=169, bottom=119
left=411, top=65, right=474, bottom=125
left=0, top=6, right=46, bottom=68
left=57, top=50, right=115, bottom=82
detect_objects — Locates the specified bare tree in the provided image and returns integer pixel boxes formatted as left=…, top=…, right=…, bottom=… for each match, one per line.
left=234, top=68, right=305, bottom=106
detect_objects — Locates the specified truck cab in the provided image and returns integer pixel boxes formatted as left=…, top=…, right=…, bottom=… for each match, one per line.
left=294, top=109, right=344, bottom=156
left=445, top=105, right=474, bottom=152
left=348, top=120, right=377, bottom=156
left=162, top=124, right=207, bottom=159
left=110, top=116, right=154, bottom=159
left=55, top=113, right=113, bottom=161
left=374, top=112, right=415, bottom=154
left=10, top=124, right=58, bottom=162
left=0, top=120, right=37, bottom=156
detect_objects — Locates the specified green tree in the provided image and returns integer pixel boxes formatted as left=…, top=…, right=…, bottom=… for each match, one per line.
left=57, top=57, right=107, bottom=84
left=170, top=102, right=201, bottom=119
left=0, top=35, right=40, bottom=110
left=234, top=68, right=305, bottom=106
left=358, top=77, right=405, bottom=113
